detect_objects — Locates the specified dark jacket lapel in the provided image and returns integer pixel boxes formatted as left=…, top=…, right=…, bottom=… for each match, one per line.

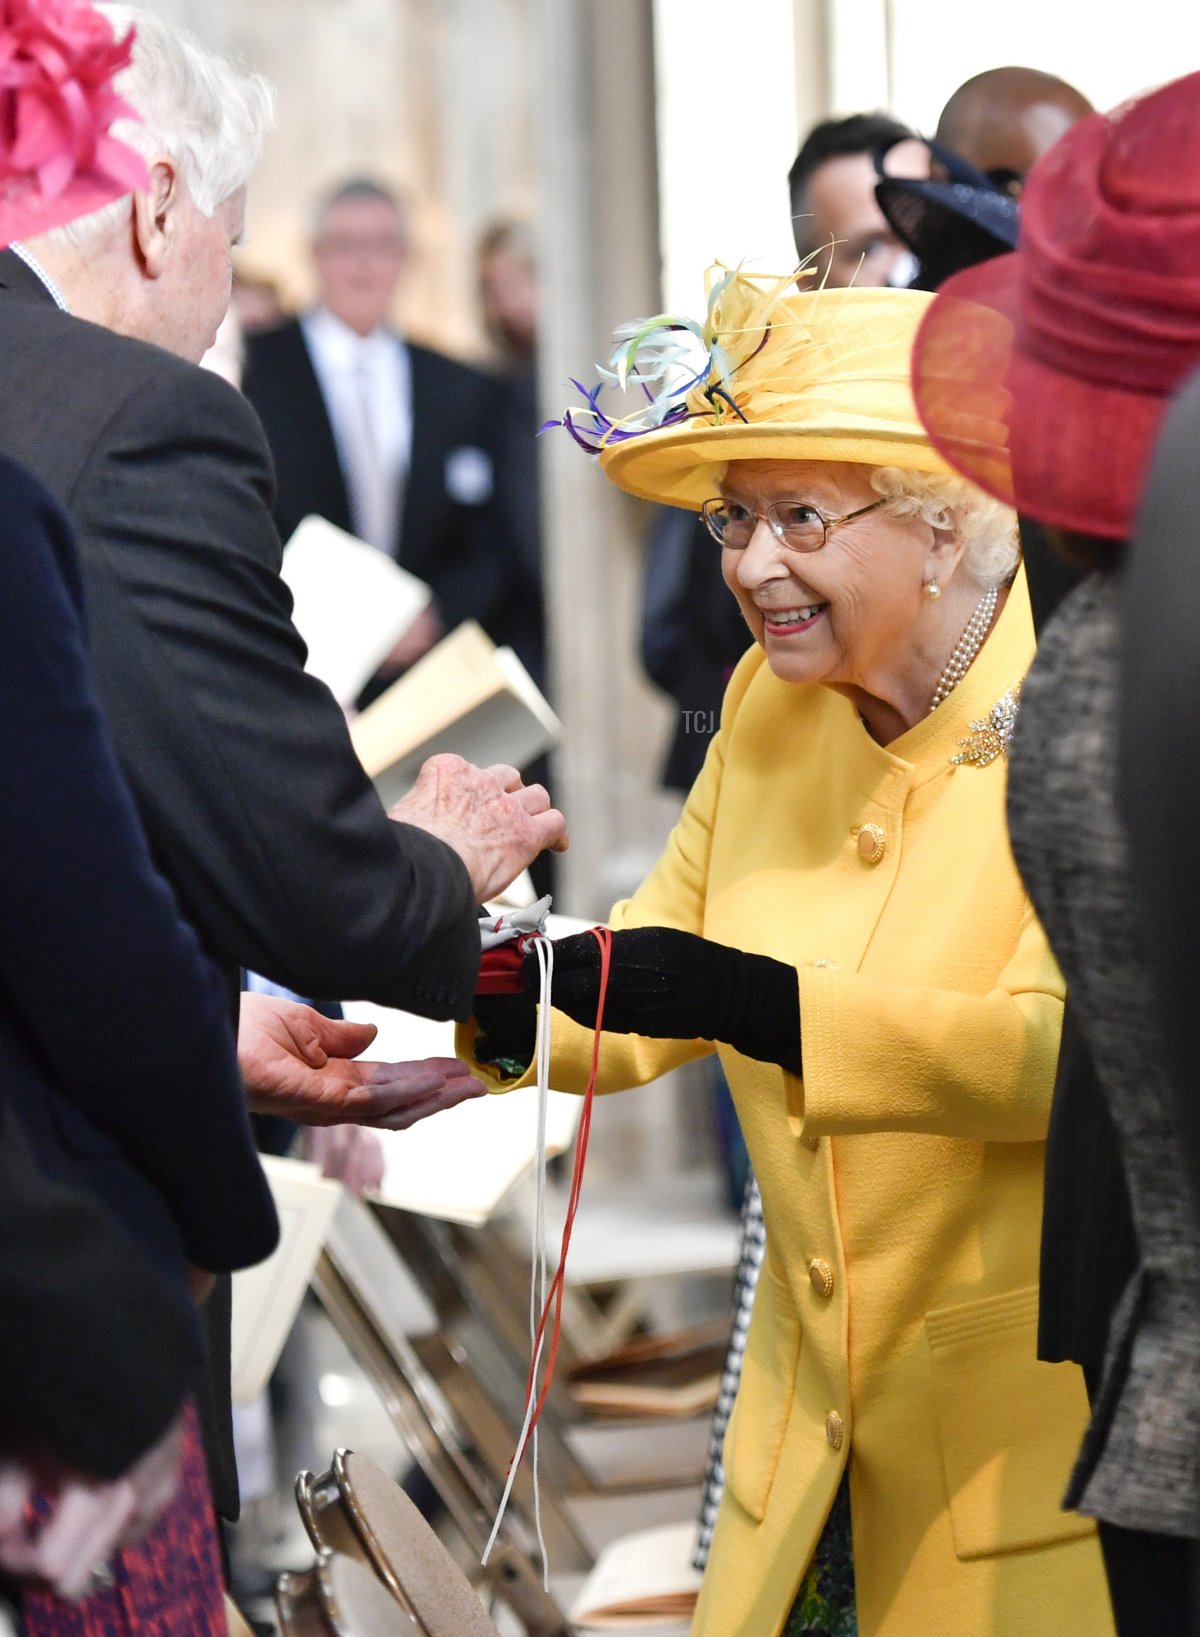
left=242, top=317, right=353, bottom=543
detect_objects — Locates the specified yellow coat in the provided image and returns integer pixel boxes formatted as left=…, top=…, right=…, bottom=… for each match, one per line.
left=466, top=576, right=1114, bottom=1637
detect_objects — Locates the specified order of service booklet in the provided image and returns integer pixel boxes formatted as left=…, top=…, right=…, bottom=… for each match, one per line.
left=567, top=1520, right=702, bottom=1632
left=566, top=1320, right=729, bottom=1420
left=230, top=1155, right=343, bottom=1404
left=349, top=619, right=562, bottom=808
left=281, top=514, right=432, bottom=708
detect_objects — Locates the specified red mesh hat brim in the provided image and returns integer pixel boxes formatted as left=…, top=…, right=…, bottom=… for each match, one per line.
left=912, top=244, right=1174, bottom=542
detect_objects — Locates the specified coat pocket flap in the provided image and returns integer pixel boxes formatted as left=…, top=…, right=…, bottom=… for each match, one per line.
left=722, top=1267, right=802, bottom=1523
left=926, top=1285, right=1095, bottom=1559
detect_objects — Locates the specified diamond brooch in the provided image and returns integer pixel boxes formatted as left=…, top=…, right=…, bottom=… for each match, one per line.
left=950, top=685, right=1022, bottom=768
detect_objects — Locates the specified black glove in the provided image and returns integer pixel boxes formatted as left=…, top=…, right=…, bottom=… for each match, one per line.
left=528, top=927, right=802, bottom=1074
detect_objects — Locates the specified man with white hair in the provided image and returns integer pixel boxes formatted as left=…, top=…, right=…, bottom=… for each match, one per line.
left=0, top=4, right=566, bottom=1523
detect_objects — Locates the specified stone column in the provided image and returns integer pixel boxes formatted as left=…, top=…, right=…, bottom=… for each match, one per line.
left=532, top=0, right=680, bottom=919
left=794, top=0, right=834, bottom=131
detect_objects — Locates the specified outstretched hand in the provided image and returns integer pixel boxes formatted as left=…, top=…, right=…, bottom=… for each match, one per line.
left=238, top=991, right=487, bottom=1129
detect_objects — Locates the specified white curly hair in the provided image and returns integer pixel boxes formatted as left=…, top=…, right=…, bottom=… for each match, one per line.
left=39, top=5, right=275, bottom=249
left=869, top=467, right=1020, bottom=589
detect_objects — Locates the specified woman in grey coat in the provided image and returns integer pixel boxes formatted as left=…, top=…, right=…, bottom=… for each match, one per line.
left=912, top=70, right=1200, bottom=1637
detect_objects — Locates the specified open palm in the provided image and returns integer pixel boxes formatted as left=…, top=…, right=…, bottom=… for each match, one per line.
left=237, top=991, right=485, bottom=1130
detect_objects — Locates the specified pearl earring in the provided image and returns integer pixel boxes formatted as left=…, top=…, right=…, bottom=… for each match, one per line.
left=924, top=580, right=941, bottom=600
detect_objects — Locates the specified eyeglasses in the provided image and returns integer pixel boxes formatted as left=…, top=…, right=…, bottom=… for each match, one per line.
left=700, top=495, right=888, bottom=552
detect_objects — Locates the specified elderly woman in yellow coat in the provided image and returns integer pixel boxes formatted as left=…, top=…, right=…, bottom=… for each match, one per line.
left=467, top=275, right=1114, bottom=1637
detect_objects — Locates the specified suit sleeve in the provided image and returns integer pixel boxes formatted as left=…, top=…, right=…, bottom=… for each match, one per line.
left=0, top=1094, right=197, bottom=1478
left=0, top=474, right=278, bottom=1273
left=74, top=366, right=480, bottom=1017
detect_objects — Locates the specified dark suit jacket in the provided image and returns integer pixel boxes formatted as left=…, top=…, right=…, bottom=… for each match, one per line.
left=0, top=255, right=478, bottom=1018
left=0, top=452, right=277, bottom=1284
left=243, top=318, right=525, bottom=671
left=0, top=254, right=480, bottom=1511
left=0, top=454, right=274, bottom=1476
left=486, top=360, right=547, bottom=686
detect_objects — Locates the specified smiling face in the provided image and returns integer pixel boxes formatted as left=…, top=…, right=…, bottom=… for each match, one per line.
left=717, top=459, right=942, bottom=693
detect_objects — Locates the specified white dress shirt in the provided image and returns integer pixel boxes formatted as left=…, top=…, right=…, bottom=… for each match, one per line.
left=301, top=306, right=412, bottom=555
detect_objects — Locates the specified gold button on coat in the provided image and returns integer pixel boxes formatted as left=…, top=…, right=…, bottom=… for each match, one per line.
left=808, top=1257, right=835, bottom=1298
left=825, top=1411, right=845, bottom=1451
left=856, top=823, right=886, bottom=864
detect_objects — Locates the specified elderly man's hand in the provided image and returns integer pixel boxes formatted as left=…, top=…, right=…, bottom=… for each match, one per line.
left=389, top=754, right=568, bottom=904
left=237, top=991, right=487, bottom=1129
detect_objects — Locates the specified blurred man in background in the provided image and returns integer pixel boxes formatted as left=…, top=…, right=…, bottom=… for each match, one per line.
left=788, top=110, right=930, bottom=287
left=936, top=65, right=1094, bottom=195
left=243, top=180, right=517, bottom=706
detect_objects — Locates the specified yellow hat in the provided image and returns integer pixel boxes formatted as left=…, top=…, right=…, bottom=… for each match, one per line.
left=564, top=269, right=983, bottom=509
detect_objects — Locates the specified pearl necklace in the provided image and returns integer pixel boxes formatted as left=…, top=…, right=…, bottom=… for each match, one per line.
left=929, top=586, right=999, bottom=713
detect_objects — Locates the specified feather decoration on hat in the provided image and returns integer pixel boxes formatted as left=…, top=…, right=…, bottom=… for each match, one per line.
left=544, top=260, right=818, bottom=453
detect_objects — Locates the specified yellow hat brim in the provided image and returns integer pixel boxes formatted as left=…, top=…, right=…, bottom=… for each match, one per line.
left=600, top=418, right=953, bottom=508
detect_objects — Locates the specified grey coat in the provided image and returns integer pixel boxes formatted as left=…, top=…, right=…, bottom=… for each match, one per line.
left=1007, top=569, right=1200, bottom=1537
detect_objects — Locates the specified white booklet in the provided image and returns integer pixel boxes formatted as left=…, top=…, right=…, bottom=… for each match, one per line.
left=349, top=620, right=561, bottom=808
left=568, top=1520, right=702, bottom=1631
left=230, top=1156, right=343, bottom=1404
left=281, top=514, right=431, bottom=707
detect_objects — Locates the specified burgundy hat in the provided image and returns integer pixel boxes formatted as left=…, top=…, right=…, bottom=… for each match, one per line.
left=911, top=72, right=1200, bottom=540
left=0, top=0, right=147, bottom=248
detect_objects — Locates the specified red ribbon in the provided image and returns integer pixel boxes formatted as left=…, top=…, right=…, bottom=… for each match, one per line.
left=518, top=925, right=612, bottom=1443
